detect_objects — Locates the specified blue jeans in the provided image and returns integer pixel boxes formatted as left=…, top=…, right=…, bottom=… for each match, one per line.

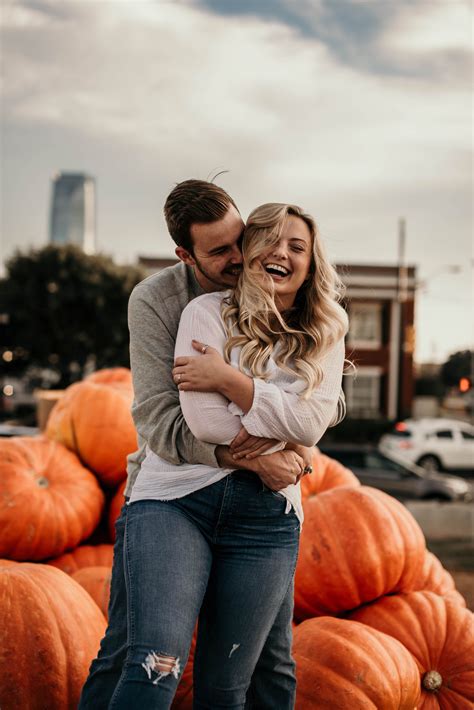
left=79, top=471, right=299, bottom=710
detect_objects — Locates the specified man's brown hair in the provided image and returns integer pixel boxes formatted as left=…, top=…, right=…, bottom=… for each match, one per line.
left=164, top=179, right=238, bottom=252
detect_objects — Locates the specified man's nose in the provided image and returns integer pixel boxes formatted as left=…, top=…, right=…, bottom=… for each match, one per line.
left=229, top=244, right=243, bottom=264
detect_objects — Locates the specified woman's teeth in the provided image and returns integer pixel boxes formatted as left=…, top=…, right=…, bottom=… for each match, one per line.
left=265, top=264, right=290, bottom=276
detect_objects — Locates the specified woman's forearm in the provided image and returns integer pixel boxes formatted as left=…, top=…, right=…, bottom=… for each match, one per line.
left=219, top=367, right=255, bottom=414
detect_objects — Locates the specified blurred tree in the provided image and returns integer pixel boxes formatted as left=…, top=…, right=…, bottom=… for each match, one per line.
left=440, top=350, right=473, bottom=389
left=0, top=245, right=145, bottom=388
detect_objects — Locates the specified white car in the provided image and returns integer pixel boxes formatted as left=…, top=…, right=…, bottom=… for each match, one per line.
left=379, top=418, right=474, bottom=473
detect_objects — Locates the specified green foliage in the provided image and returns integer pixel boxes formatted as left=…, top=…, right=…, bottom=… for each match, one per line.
left=0, top=244, right=145, bottom=387
left=440, top=350, right=473, bottom=388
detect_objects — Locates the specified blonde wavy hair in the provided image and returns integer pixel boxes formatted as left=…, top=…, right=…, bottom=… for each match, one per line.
left=221, top=203, right=349, bottom=415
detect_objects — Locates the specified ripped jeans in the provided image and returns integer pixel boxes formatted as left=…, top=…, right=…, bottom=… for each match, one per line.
left=108, top=470, right=300, bottom=710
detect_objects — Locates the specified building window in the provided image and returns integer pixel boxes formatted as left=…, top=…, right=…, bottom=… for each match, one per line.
left=347, top=302, right=382, bottom=349
left=345, top=368, right=381, bottom=418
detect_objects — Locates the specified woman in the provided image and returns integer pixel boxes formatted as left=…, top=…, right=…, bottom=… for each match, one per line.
left=110, top=203, right=348, bottom=709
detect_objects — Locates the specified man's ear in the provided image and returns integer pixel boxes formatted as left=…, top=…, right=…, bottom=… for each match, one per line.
left=175, top=246, right=196, bottom=266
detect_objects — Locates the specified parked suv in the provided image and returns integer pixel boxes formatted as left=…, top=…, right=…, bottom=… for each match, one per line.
left=319, top=444, right=472, bottom=502
left=379, top=418, right=474, bottom=473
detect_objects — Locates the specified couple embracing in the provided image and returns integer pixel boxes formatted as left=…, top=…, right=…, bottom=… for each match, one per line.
left=79, top=179, right=348, bottom=709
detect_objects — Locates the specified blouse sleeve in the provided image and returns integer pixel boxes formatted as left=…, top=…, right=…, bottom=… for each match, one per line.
left=239, top=337, right=345, bottom=447
left=175, top=297, right=243, bottom=445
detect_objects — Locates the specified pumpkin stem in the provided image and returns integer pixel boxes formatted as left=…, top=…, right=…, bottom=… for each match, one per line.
left=37, top=477, right=49, bottom=488
left=422, top=670, right=443, bottom=691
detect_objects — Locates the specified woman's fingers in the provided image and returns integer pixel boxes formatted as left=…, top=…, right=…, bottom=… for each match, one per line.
left=229, top=427, right=252, bottom=451
left=241, top=440, right=279, bottom=459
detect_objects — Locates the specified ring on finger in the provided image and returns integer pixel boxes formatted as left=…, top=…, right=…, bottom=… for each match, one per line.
left=201, top=344, right=208, bottom=354
left=303, top=465, right=313, bottom=474
left=176, top=374, right=181, bottom=383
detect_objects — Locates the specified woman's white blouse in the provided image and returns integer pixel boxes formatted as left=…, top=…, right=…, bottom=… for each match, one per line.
left=129, top=291, right=345, bottom=526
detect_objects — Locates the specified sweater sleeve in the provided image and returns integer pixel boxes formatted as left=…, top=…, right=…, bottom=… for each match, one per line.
left=176, top=298, right=243, bottom=445
left=128, top=285, right=219, bottom=467
left=239, top=337, right=346, bottom=446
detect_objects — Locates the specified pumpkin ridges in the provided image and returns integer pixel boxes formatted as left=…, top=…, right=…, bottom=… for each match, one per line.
left=349, top=591, right=474, bottom=707
left=46, top=380, right=134, bottom=487
left=47, top=544, right=114, bottom=575
left=295, top=487, right=425, bottom=618
left=72, top=566, right=112, bottom=619
left=0, top=563, right=106, bottom=709
left=293, top=617, right=421, bottom=709
left=411, top=551, right=466, bottom=607
left=0, top=438, right=104, bottom=561
left=300, top=451, right=360, bottom=499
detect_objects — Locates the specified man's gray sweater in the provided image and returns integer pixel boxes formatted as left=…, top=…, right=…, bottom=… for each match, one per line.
left=125, top=262, right=218, bottom=497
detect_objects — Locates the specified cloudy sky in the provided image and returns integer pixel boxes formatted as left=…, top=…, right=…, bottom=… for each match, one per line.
left=1, top=0, right=472, bottom=362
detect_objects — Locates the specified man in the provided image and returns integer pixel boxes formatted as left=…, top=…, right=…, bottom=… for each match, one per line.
left=79, top=180, right=308, bottom=710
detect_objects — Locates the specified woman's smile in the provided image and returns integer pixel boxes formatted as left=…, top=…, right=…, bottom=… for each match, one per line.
left=258, top=214, right=313, bottom=310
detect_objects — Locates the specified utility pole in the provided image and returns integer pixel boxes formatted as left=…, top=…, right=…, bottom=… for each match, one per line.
left=396, top=218, right=407, bottom=420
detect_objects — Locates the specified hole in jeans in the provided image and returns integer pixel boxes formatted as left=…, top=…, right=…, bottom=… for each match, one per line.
left=142, top=651, right=181, bottom=685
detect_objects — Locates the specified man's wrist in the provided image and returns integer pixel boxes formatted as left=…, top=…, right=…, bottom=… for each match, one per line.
left=215, top=445, right=259, bottom=473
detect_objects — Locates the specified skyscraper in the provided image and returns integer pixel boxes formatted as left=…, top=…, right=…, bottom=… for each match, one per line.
left=49, top=172, right=96, bottom=253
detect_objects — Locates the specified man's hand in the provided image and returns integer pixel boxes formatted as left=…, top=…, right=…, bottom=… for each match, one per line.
left=216, top=446, right=304, bottom=491
left=230, top=426, right=280, bottom=459
left=285, top=443, right=315, bottom=482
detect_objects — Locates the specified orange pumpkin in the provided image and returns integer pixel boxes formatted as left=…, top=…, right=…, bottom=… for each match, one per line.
left=0, top=437, right=104, bottom=561
left=72, top=566, right=112, bottom=619
left=294, top=486, right=426, bottom=619
left=293, top=616, right=421, bottom=709
left=47, top=544, right=114, bottom=575
left=45, top=376, right=136, bottom=487
left=410, top=551, right=466, bottom=607
left=86, top=367, right=133, bottom=386
left=349, top=591, right=474, bottom=709
left=109, top=481, right=127, bottom=542
left=300, top=450, right=360, bottom=499
left=0, top=563, right=106, bottom=710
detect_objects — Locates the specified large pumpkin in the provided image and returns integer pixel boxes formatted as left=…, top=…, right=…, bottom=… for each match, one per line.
left=410, top=551, right=466, bottom=607
left=349, top=591, right=474, bottom=709
left=45, top=375, right=136, bottom=487
left=72, top=566, right=112, bottom=619
left=300, top=450, right=360, bottom=499
left=0, top=563, right=106, bottom=710
left=108, top=481, right=127, bottom=542
left=48, top=544, right=114, bottom=575
left=293, top=616, right=421, bottom=709
left=294, top=486, right=426, bottom=619
left=86, top=367, right=133, bottom=387
left=0, top=437, right=104, bottom=561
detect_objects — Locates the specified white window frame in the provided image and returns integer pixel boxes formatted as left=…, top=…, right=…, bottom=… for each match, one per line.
left=347, top=302, right=382, bottom=350
left=345, top=366, right=382, bottom=419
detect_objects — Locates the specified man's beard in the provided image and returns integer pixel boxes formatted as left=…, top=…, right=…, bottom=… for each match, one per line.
left=193, top=256, right=242, bottom=290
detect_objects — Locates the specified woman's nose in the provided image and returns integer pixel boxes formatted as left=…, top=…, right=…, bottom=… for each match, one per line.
left=272, top=242, right=288, bottom=259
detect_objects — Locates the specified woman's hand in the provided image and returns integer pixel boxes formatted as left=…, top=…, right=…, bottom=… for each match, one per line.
left=230, top=426, right=281, bottom=459
left=173, top=340, right=231, bottom=392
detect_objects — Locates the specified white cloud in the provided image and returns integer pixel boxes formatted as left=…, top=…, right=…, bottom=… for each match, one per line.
left=2, top=0, right=472, bottom=362
left=3, top=0, right=470, bottom=197
left=380, top=0, right=472, bottom=54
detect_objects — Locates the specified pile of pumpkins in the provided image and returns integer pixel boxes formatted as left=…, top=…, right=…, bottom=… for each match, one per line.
left=0, top=368, right=472, bottom=709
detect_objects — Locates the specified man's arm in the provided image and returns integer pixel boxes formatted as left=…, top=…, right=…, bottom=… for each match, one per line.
left=128, top=285, right=219, bottom=467
left=215, top=445, right=305, bottom=491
